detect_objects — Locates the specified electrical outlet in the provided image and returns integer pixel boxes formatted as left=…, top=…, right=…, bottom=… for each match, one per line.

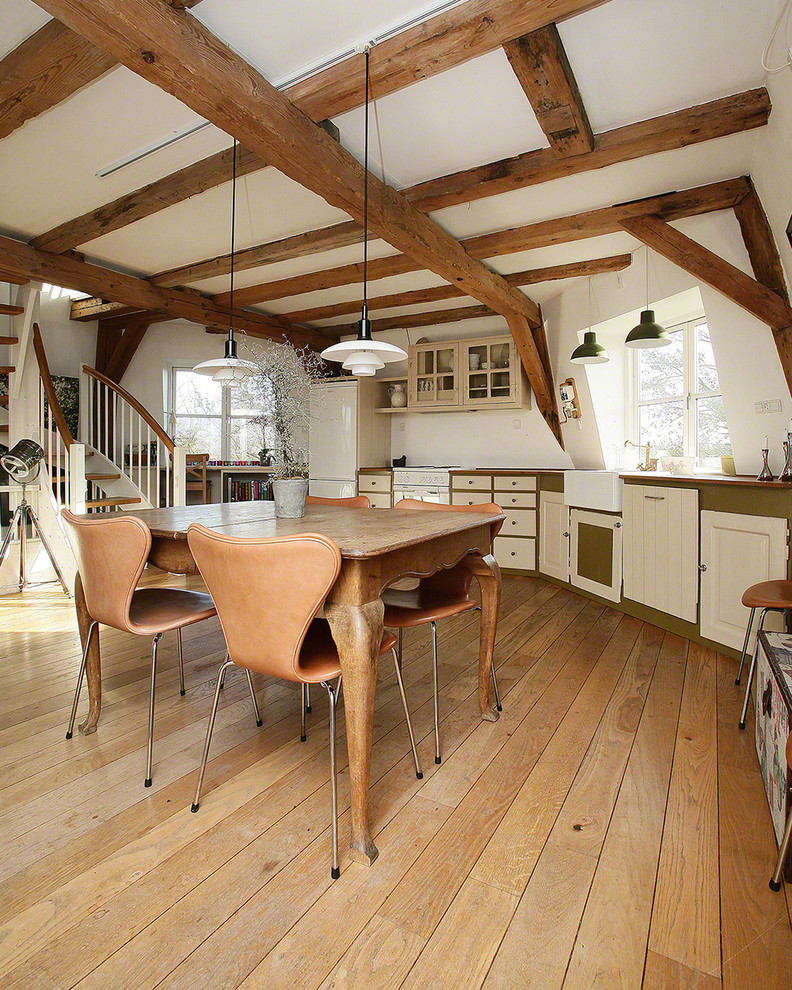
left=769, top=399, right=783, bottom=413
left=512, top=419, right=521, bottom=430
left=763, top=400, right=772, bottom=414
left=398, top=422, right=405, bottom=432
left=755, top=401, right=765, bottom=414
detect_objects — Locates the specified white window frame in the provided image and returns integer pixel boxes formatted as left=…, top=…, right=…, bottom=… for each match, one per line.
left=167, top=365, right=229, bottom=461
left=629, top=314, right=729, bottom=468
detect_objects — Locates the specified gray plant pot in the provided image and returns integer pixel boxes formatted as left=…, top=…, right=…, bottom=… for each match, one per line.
left=272, top=478, right=309, bottom=518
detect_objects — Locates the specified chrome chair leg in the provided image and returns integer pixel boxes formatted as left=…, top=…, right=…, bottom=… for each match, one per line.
left=739, top=608, right=769, bottom=730
left=306, top=683, right=312, bottom=713
left=177, top=627, right=186, bottom=696
left=735, top=607, right=756, bottom=686
left=145, top=632, right=163, bottom=787
left=191, top=657, right=234, bottom=812
left=322, top=678, right=340, bottom=879
left=245, top=668, right=263, bottom=726
left=391, top=647, right=423, bottom=779
left=301, top=682, right=308, bottom=742
left=770, top=792, right=792, bottom=891
left=397, top=628, right=403, bottom=670
left=66, top=620, right=97, bottom=739
left=431, top=620, right=440, bottom=765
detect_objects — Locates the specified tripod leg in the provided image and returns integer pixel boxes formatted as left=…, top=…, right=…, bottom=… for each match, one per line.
left=19, top=501, right=26, bottom=589
left=0, top=505, right=22, bottom=572
left=28, top=505, right=69, bottom=593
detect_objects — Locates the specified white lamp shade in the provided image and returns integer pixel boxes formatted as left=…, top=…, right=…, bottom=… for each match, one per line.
left=341, top=351, right=385, bottom=377
left=193, top=356, right=258, bottom=386
left=321, top=338, right=407, bottom=366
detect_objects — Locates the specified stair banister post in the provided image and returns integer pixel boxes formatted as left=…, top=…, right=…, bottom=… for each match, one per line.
left=172, top=445, right=187, bottom=507
left=69, top=443, right=86, bottom=514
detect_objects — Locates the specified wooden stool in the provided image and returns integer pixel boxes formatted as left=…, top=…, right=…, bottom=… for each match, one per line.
left=736, top=580, right=792, bottom=730
left=770, top=734, right=792, bottom=891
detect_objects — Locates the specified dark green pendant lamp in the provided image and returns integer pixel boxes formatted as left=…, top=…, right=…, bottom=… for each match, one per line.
left=571, top=276, right=609, bottom=364
left=625, top=247, right=670, bottom=349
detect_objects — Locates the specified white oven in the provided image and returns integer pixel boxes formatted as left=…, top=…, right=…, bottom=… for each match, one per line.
left=393, top=467, right=453, bottom=504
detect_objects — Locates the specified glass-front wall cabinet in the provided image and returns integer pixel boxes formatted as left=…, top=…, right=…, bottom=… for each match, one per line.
left=408, top=342, right=459, bottom=407
left=461, top=337, right=518, bottom=406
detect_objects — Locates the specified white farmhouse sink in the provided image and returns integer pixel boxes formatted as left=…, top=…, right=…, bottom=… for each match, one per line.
left=563, top=470, right=623, bottom=512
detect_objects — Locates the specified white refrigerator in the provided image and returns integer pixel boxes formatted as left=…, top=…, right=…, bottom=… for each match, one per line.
left=309, top=378, right=391, bottom=498
left=309, top=380, right=359, bottom=499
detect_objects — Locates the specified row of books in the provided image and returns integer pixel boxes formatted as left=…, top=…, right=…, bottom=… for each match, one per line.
left=227, top=479, right=272, bottom=502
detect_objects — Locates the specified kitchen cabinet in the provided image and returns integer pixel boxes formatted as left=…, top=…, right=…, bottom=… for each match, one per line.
left=622, top=483, right=699, bottom=622
left=460, top=337, right=522, bottom=407
left=357, top=470, right=393, bottom=508
left=569, top=509, right=622, bottom=603
left=450, top=471, right=538, bottom=572
left=539, top=490, right=569, bottom=582
left=408, top=342, right=459, bottom=408
left=700, top=510, right=788, bottom=649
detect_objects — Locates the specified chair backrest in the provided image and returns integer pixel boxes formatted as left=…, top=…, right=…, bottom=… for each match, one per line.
left=61, top=509, right=151, bottom=632
left=187, top=524, right=342, bottom=680
left=305, top=494, right=371, bottom=508
left=393, top=498, right=504, bottom=597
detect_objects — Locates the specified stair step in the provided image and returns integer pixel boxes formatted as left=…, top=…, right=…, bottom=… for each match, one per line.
left=0, top=305, right=23, bottom=316
left=85, top=496, right=142, bottom=509
left=0, top=367, right=14, bottom=375
left=86, top=472, right=121, bottom=481
left=0, top=397, right=8, bottom=407
left=0, top=272, right=27, bottom=286
left=0, top=426, right=7, bottom=434
left=0, top=337, right=18, bottom=346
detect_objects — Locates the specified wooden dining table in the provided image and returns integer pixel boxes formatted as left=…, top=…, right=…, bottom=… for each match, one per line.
left=73, top=500, right=504, bottom=866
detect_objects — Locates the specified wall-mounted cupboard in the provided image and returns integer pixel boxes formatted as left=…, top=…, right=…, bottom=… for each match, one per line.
left=373, top=334, right=530, bottom=413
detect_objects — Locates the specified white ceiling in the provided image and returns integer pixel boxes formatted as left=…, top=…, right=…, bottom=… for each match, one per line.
left=0, top=0, right=783, bottom=330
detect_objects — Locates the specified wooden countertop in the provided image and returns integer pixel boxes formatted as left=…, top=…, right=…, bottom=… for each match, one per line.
left=620, top=471, right=792, bottom=489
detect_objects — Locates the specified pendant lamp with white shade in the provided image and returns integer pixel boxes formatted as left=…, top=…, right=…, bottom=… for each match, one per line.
left=193, top=139, right=257, bottom=386
left=625, top=247, right=670, bottom=349
left=320, top=46, right=407, bottom=377
left=570, top=276, right=609, bottom=365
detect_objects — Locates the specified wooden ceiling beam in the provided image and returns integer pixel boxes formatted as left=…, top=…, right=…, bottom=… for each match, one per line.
left=286, top=255, right=632, bottom=324
left=227, top=178, right=747, bottom=307
left=407, top=88, right=770, bottom=213
left=103, top=318, right=151, bottom=382
left=734, top=176, right=790, bottom=305
left=0, top=19, right=116, bottom=142
left=503, top=24, right=594, bottom=157
left=620, top=214, right=792, bottom=331
left=34, top=0, right=544, bottom=341
left=0, top=233, right=329, bottom=349
left=327, top=303, right=497, bottom=336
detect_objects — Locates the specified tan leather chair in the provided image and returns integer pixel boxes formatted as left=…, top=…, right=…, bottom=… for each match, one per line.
left=305, top=494, right=371, bottom=508
left=383, top=498, right=504, bottom=765
left=61, top=509, right=222, bottom=788
left=736, top=580, right=792, bottom=730
left=186, top=523, right=423, bottom=879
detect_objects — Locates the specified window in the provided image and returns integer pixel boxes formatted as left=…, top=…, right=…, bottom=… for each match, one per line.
left=632, top=317, right=732, bottom=470
left=169, top=368, right=268, bottom=461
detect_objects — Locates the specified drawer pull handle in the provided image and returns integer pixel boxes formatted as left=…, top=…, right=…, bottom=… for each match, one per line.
left=511, top=552, right=516, bottom=557
left=644, top=495, right=665, bottom=500
left=699, top=563, right=707, bottom=572
left=614, top=522, right=622, bottom=528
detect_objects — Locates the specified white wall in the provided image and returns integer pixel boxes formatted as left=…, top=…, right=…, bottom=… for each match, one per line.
left=35, top=286, right=97, bottom=378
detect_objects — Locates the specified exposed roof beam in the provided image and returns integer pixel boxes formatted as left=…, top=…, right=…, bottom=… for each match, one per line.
left=0, top=19, right=116, bottom=142
left=30, top=0, right=612, bottom=255
left=34, top=0, right=543, bottom=340
left=406, top=88, right=770, bottom=213
left=225, top=178, right=748, bottom=307
left=620, top=214, right=792, bottom=330
left=0, top=233, right=328, bottom=348
left=734, top=176, right=790, bottom=305
left=326, top=304, right=497, bottom=336
left=285, top=255, right=632, bottom=324
left=503, top=24, right=594, bottom=157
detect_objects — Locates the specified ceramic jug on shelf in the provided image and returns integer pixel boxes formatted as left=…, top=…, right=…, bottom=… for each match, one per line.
left=388, top=383, right=407, bottom=408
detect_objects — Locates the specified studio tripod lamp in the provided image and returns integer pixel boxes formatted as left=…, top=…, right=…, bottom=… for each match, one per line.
left=0, top=439, right=69, bottom=593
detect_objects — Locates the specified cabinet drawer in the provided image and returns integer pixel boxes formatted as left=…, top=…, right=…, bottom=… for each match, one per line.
left=452, top=473, right=491, bottom=491
left=368, top=493, right=392, bottom=509
left=451, top=492, right=493, bottom=506
left=495, top=536, right=536, bottom=571
left=496, top=492, right=536, bottom=509
left=502, top=509, right=536, bottom=537
left=494, top=475, right=537, bottom=492
left=358, top=473, right=392, bottom=492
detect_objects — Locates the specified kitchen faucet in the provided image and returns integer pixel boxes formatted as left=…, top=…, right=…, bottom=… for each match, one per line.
left=624, top=439, right=654, bottom=471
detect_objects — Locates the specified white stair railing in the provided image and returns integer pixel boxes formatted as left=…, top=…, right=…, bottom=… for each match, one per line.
left=82, top=365, right=185, bottom=508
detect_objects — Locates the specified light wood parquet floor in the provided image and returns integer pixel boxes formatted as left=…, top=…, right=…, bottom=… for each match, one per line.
left=0, top=571, right=790, bottom=989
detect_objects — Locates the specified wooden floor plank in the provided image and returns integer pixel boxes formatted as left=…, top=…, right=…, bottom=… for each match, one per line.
left=316, top=915, right=426, bottom=990
left=648, top=644, right=721, bottom=978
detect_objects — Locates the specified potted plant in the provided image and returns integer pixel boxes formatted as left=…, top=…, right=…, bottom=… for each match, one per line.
left=238, top=338, right=325, bottom=518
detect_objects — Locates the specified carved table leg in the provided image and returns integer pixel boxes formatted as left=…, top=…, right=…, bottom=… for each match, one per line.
left=74, top=572, right=102, bottom=735
left=462, top=553, right=502, bottom=722
left=325, top=597, right=384, bottom=866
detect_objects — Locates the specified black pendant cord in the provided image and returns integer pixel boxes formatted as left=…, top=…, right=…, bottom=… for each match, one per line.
left=360, top=46, right=370, bottom=339
left=228, top=139, right=237, bottom=349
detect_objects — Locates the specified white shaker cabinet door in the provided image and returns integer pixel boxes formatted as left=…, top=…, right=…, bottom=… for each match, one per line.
left=539, top=491, right=569, bottom=582
left=622, top=484, right=699, bottom=622
left=700, top=510, right=788, bottom=650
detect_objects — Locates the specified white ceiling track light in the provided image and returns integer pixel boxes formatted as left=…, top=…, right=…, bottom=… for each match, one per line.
left=321, top=45, right=407, bottom=378
left=193, top=139, right=257, bottom=387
